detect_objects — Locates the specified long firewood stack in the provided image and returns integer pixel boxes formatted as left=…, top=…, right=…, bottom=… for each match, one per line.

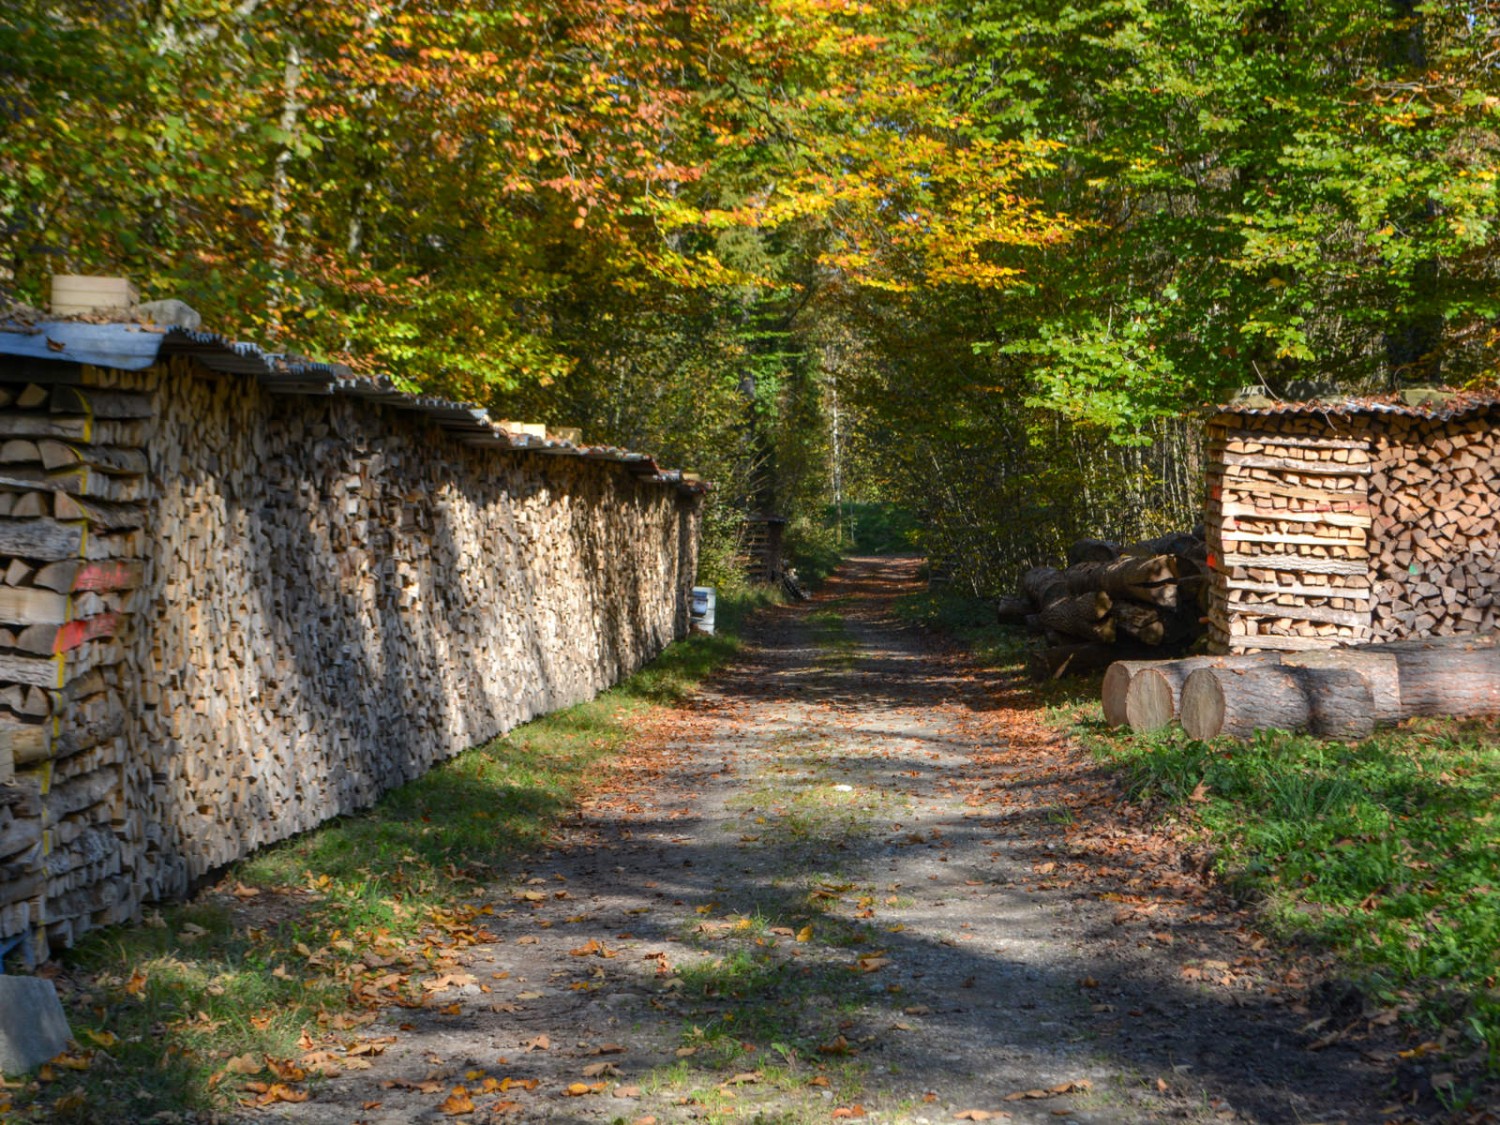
left=1369, top=411, right=1500, bottom=639
left=1001, top=532, right=1210, bottom=679
left=1203, top=414, right=1375, bottom=653
left=0, top=364, right=154, bottom=962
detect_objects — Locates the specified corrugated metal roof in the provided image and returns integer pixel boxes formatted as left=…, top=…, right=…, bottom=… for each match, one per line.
left=1213, top=387, right=1500, bottom=421
left=0, top=320, right=706, bottom=495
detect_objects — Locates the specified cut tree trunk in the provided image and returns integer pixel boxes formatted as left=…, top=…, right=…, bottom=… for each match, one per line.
left=995, top=595, right=1034, bottom=628
left=1281, top=650, right=1402, bottom=726
left=1061, top=554, right=1180, bottom=598
left=1101, top=660, right=1159, bottom=727
left=1120, top=654, right=1281, bottom=733
left=1359, top=634, right=1500, bottom=718
left=1180, top=663, right=1375, bottom=740
left=1038, top=590, right=1115, bottom=643
left=1021, top=566, right=1068, bottom=608
left=1067, top=538, right=1120, bottom=565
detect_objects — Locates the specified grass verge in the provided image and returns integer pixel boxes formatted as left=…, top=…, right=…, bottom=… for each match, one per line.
left=2, top=587, right=780, bottom=1122
left=900, top=587, right=1500, bottom=1086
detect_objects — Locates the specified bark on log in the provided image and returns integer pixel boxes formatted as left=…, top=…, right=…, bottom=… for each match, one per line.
left=1067, top=538, right=1120, bottom=566
left=995, top=595, right=1034, bottom=628
left=1061, top=554, right=1180, bottom=597
left=1282, top=650, right=1402, bottom=726
left=1180, top=663, right=1375, bottom=740
left=1021, top=566, right=1068, bottom=608
left=1039, top=590, right=1115, bottom=643
left=1358, top=634, right=1500, bottom=718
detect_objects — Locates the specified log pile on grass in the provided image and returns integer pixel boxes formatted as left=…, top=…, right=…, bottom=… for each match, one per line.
left=999, top=532, right=1212, bottom=680
left=1103, top=632, right=1500, bottom=740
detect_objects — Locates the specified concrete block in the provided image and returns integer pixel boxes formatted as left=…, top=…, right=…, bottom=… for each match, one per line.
left=0, top=976, right=71, bottom=1075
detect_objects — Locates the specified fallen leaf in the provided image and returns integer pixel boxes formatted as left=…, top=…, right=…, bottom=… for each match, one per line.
left=796, top=925, right=814, bottom=942
left=832, top=1106, right=867, bottom=1118
left=585, top=1043, right=626, bottom=1056
left=723, top=1071, right=761, bottom=1085
left=439, top=1086, right=476, bottom=1115
left=954, top=1112, right=1010, bottom=1122
left=613, top=1085, right=643, bottom=1098
left=522, top=1035, right=550, bottom=1052
left=224, top=1053, right=262, bottom=1075
left=582, top=1062, right=621, bottom=1078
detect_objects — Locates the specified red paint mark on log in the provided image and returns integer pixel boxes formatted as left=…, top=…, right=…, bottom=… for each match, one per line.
left=71, top=561, right=143, bottom=592
left=53, top=613, right=120, bottom=653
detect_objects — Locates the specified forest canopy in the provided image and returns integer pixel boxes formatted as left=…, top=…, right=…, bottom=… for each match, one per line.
left=3, top=1, right=1497, bottom=587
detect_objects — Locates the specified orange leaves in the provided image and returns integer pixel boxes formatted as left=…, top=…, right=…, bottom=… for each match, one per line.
left=1003, top=1079, right=1091, bottom=1102
left=568, top=938, right=618, bottom=958
left=439, top=1086, right=476, bottom=1115
left=243, top=1081, right=309, bottom=1107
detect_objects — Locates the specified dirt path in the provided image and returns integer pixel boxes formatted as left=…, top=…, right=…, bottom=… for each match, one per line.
left=255, top=557, right=1398, bottom=1125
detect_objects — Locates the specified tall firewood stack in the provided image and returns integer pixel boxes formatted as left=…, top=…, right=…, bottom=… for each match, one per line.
left=1370, top=413, right=1500, bottom=639
left=0, top=365, right=152, bottom=962
left=1203, top=415, right=1376, bottom=652
left=999, top=532, right=1210, bottom=679
left=1204, top=394, right=1499, bottom=654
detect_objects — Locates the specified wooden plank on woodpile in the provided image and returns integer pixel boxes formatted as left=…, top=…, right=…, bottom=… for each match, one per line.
left=1216, top=554, right=1369, bottom=576
left=1227, top=601, right=1371, bottom=628
left=0, top=586, right=70, bottom=625
left=1220, top=452, right=1372, bottom=474
left=1218, top=504, right=1371, bottom=528
left=31, top=559, right=144, bottom=594
left=0, top=518, right=84, bottom=560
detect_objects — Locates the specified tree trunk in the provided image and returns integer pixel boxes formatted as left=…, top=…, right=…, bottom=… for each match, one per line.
left=1123, top=654, right=1280, bottom=733
left=995, top=595, right=1034, bottom=628
left=1359, top=634, right=1500, bottom=718
left=1061, top=554, right=1180, bottom=598
left=1021, top=566, right=1068, bottom=607
left=1180, top=663, right=1375, bottom=740
left=1039, top=590, right=1115, bottom=643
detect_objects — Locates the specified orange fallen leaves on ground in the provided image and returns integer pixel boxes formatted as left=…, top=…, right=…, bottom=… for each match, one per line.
left=1004, top=1079, right=1091, bottom=1101
left=243, top=1081, right=309, bottom=1106
left=439, top=1086, right=475, bottom=1114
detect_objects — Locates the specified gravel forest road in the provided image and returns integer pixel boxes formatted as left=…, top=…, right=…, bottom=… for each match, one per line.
left=257, top=556, right=1398, bottom=1125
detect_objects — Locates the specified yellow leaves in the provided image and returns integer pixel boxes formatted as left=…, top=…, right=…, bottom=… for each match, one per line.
left=123, top=969, right=148, bottom=996
left=796, top=924, right=815, bottom=942
left=563, top=1081, right=608, bottom=1096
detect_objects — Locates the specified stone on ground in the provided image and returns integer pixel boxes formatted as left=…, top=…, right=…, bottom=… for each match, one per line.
left=0, top=976, right=71, bottom=1075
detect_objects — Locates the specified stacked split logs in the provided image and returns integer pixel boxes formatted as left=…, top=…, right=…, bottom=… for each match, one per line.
left=0, top=349, right=704, bottom=963
left=1369, top=413, right=1500, bottom=640
left=1204, top=398, right=1499, bottom=652
left=1204, top=415, right=1375, bottom=652
left=999, top=532, right=1210, bottom=680
left=1103, top=633, right=1499, bottom=740
left=0, top=365, right=152, bottom=960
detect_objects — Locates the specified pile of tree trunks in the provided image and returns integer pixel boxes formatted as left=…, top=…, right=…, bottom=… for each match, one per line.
left=1103, top=632, right=1499, bottom=740
left=999, top=532, right=1211, bottom=680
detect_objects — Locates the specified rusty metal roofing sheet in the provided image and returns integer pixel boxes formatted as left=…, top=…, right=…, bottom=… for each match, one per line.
left=1214, top=388, right=1500, bottom=421
left=0, top=320, right=707, bottom=494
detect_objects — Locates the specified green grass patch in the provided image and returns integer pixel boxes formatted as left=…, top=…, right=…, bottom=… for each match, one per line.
left=1081, top=717, right=1500, bottom=1072
left=6, top=586, right=780, bottom=1122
